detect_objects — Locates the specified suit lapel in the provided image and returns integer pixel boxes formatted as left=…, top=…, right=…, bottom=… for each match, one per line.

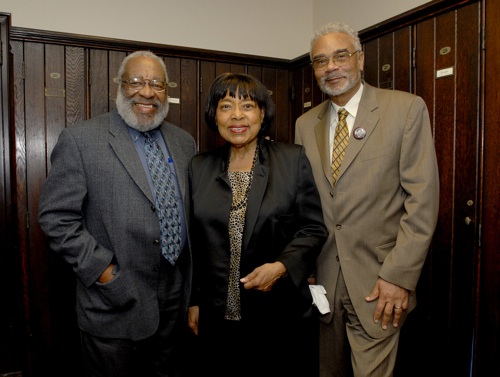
left=108, top=111, right=154, bottom=203
left=242, top=150, right=269, bottom=251
left=338, top=84, right=380, bottom=182
left=314, top=102, right=335, bottom=187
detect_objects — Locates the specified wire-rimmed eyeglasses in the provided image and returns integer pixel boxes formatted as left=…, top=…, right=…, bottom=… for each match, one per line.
left=121, top=77, right=167, bottom=93
left=311, top=50, right=360, bottom=71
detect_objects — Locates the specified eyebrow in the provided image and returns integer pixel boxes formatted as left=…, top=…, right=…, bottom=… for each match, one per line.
left=312, top=48, right=349, bottom=59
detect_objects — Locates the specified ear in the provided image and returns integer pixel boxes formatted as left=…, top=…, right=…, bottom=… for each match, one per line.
left=358, top=50, right=365, bottom=72
left=261, top=109, right=265, bottom=123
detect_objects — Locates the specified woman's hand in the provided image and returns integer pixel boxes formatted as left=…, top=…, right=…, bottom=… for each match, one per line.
left=240, top=262, right=287, bottom=292
left=188, top=306, right=199, bottom=335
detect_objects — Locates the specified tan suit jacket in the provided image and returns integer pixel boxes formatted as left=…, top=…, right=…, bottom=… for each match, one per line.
left=295, top=82, right=439, bottom=338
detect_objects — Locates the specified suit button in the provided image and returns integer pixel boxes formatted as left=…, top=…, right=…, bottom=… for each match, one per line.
left=151, top=205, right=156, bottom=212
left=335, top=224, right=342, bottom=230
left=153, top=239, right=160, bottom=245
left=330, top=192, right=334, bottom=197
left=336, top=256, right=340, bottom=261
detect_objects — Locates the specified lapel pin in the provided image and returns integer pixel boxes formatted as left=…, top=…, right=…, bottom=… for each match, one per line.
left=353, top=127, right=366, bottom=139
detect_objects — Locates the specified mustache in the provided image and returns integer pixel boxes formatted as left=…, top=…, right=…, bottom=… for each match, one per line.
left=323, top=73, right=345, bottom=80
left=131, top=97, right=160, bottom=106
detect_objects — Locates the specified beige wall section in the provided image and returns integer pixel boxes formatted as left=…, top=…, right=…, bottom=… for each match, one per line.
left=313, top=0, right=432, bottom=36
left=2, top=0, right=430, bottom=59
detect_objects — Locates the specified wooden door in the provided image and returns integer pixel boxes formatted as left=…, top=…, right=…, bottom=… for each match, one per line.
left=0, top=12, right=26, bottom=376
left=361, top=2, right=482, bottom=376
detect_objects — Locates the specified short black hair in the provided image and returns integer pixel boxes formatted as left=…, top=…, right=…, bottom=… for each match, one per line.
left=204, top=73, right=275, bottom=133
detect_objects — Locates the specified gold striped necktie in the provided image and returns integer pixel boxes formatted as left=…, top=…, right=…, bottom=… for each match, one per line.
left=331, top=108, right=349, bottom=185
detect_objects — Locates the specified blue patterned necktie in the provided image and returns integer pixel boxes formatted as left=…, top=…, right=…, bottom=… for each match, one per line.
left=143, top=131, right=181, bottom=265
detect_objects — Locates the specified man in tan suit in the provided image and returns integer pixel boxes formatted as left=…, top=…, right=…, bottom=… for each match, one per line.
left=295, top=22, right=439, bottom=376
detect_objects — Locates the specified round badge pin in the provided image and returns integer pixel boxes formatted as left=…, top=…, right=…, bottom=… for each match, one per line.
left=353, top=127, right=366, bottom=139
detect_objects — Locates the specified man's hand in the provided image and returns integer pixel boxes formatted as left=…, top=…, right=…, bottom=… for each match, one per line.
left=98, top=263, right=116, bottom=284
left=365, top=278, right=409, bottom=329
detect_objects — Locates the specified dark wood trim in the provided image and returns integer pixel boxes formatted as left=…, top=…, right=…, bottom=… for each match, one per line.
left=359, top=0, right=476, bottom=42
left=10, top=26, right=291, bottom=69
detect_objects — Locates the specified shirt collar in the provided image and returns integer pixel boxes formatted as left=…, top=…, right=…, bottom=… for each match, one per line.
left=331, top=82, right=364, bottom=118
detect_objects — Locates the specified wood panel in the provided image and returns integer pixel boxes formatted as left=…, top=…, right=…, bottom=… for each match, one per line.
left=399, top=3, right=480, bottom=377
left=480, top=0, right=500, bottom=375
left=0, top=13, right=26, bottom=376
left=89, top=49, right=109, bottom=118
left=362, top=26, right=412, bottom=91
left=65, top=47, right=87, bottom=128
left=178, top=58, right=198, bottom=141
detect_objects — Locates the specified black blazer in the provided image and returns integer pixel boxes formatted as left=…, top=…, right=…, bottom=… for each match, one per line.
left=189, top=138, right=327, bottom=323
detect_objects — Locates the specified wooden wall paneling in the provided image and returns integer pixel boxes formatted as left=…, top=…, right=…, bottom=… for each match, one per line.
left=199, top=60, right=216, bottom=153
left=261, top=67, right=278, bottom=140
left=275, top=68, right=291, bottom=143
left=0, top=13, right=25, bottom=375
left=44, top=44, right=66, bottom=162
left=108, top=50, right=125, bottom=111
left=11, top=40, right=30, bottom=363
left=413, top=14, right=456, bottom=377
left=378, top=33, right=394, bottom=89
left=362, top=39, right=378, bottom=86
left=289, top=62, right=324, bottom=140
left=178, top=58, right=198, bottom=141
left=44, top=43, right=83, bottom=376
left=301, top=65, right=314, bottom=115
left=410, top=25, right=442, bottom=377
left=229, top=63, right=245, bottom=74
left=247, top=65, right=262, bottom=80
left=65, top=47, right=86, bottom=128
left=216, top=62, right=231, bottom=76
left=393, top=26, right=412, bottom=92
left=407, top=4, right=481, bottom=376
left=451, top=3, right=481, bottom=373
left=88, top=49, right=109, bottom=118
left=479, top=0, right=500, bottom=375
left=164, top=56, right=181, bottom=127
left=23, top=41, right=53, bottom=375
left=289, top=66, right=302, bottom=137
left=363, top=27, right=411, bottom=91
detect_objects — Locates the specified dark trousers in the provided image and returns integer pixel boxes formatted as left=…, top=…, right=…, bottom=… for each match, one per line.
left=197, top=315, right=318, bottom=377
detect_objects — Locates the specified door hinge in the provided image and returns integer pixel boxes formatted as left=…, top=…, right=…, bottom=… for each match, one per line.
left=412, top=47, right=416, bottom=68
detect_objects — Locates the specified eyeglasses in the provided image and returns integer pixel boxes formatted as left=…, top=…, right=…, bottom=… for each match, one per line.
left=121, top=77, right=167, bottom=93
left=311, top=50, right=360, bottom=71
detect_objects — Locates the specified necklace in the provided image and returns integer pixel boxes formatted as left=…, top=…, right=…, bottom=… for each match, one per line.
left=227, top=143, right=259, bottom=210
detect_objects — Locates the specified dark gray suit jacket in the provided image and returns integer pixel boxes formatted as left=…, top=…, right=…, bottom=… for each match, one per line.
left=38, top=110, right=196, bottom=340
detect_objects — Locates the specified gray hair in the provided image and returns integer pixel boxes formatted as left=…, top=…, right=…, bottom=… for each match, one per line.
left=117, top=50, right=168, bottom=82
left=310, top=22, right=362, bottom=59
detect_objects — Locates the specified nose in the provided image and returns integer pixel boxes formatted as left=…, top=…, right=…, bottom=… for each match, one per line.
left=231, top=107, right=243, bottom=119
left=138, top=82, right=155, bottom=97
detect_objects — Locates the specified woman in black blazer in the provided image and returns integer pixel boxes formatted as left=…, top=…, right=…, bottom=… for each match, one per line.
left=187, top=73, right=328, bottom=376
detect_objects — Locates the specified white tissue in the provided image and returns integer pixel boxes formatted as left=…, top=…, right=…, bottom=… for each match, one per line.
left=309, top=285, right=331, bottom=314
